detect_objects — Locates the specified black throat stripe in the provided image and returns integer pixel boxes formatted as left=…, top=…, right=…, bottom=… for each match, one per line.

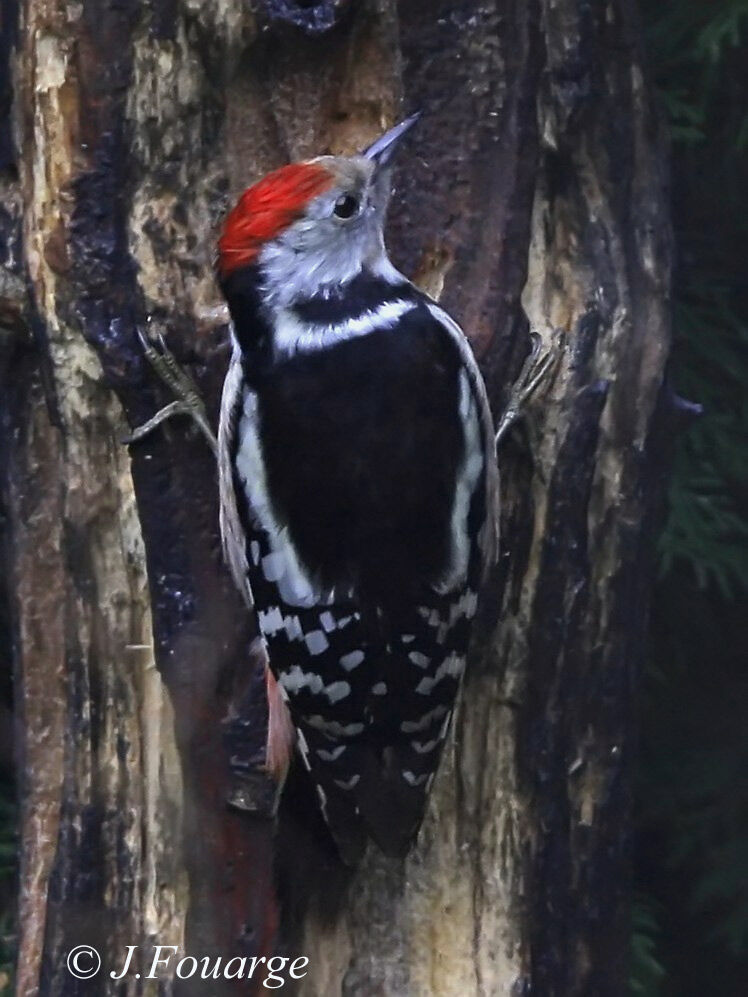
left=292, top=271, right=422, bottom=326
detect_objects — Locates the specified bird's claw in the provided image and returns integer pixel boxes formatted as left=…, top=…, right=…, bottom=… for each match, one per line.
left=494, top=328, right=564, bottom=447
left=122, top=329, right=218, bottom=455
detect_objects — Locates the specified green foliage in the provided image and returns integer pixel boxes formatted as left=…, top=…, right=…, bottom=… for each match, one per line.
left=645, top=0, right=748, bottom=598
left=630, top=896, right=666, bottom=996
left=640, top=613, right=748, bottom=960
left=647, top=0, right=748, bottom=143
left=634, top=1, right=748, bottom=993
left=659, top=286, right=748, bottom=597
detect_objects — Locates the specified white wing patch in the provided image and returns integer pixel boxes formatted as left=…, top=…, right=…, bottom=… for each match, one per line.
left=258, top=606, right=306, bottom=642
left=317, top=744, right=346, bottom=761
left=400, top=704, right=449, bottom=734
left=437, top=368, right=484, bottom=592
left=306, top=716, right=365, bottom=738
left=450, top=588, right=479, bottom=622
left=218, top=344, right=252, bottom=605
left=319, top=612, right=337, bottom=632
left=426, top=302, right=500, bottom=580
left=304, top=629, right=329, bottom=655
left=414, top=653, right=465, bottom=695
left=340, top=650, right=365, bottom=671
left=279, top=665, right=351, bottom=704
left=411, top=737, right=440, bottom=754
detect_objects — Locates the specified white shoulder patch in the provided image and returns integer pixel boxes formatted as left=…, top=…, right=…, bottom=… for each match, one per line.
left=426, top=302, right=500, bottom=582
left=218, top=343, right=252, bottom=606
left=437, top=368, right=483, bottom=592
left=233, top=385, right=331, bottom=608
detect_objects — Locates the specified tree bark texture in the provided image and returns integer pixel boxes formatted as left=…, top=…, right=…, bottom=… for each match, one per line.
left=0, top=1, right=671, bottom=995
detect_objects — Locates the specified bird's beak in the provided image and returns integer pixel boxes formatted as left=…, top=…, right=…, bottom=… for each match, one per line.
left=362, top=112, right=421, bottom=169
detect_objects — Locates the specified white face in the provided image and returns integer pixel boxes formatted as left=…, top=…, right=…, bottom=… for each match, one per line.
left=258, top=155, right=397, bottom=309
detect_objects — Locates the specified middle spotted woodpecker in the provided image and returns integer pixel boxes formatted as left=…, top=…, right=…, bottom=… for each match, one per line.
left=215, top=115, right=499, bottom=863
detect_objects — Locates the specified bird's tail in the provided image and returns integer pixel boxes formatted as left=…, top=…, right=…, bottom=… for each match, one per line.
left=297, top=712, right=452, bottom=863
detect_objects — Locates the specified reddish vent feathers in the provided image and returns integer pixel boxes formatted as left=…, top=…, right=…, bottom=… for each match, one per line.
left=218, top=162, right=334, bottom=277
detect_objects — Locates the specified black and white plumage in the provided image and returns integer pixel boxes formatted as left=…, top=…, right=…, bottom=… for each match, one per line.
left=216, top=117, right=498, bottom=863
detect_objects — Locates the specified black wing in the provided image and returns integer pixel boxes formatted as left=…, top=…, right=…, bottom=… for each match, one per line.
left=220, top=297, right=498, bottom=862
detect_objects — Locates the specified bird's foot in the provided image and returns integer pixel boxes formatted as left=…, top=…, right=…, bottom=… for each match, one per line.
left=122, top=329, right=218, bottom=455
left=495, top=329, right=564, bottom=447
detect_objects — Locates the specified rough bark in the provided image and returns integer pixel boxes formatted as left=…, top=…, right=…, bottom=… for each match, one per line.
left=0, top=1, right=671, bottom=995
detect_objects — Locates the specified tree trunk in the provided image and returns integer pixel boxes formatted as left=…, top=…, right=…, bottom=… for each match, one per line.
left=0, top=1, right=671, bottom=995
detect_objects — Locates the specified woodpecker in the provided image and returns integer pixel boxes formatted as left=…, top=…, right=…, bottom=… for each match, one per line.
left=215, top=115, right=499, bottom=863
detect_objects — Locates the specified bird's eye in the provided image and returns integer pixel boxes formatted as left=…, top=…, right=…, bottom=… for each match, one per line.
left=333, top=194, right=360, bottom=219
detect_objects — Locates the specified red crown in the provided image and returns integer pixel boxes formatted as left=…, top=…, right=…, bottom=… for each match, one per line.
left=218, top=163, right=334, bottom=278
